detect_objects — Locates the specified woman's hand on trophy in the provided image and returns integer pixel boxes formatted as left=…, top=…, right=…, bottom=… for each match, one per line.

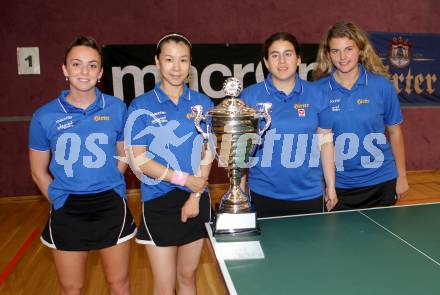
left=185, top=175, right=208, bottom=193
left=181, top=193, right=201, bottom=222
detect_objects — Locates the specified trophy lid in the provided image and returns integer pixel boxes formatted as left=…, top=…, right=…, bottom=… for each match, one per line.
left=208, top=98, right=258, bottom=117
left=208, top=77, right=258, bottom=117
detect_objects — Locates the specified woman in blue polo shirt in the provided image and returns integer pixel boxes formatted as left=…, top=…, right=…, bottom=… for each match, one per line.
left=313, top=21, right=409, bottom=209
left=240, top=32, right=338, bottom=217
left=29, top=36, right=136, bottom=294
left=126, top=33, right=213, bottom=295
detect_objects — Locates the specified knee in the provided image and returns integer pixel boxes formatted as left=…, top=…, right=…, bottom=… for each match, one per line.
left=177, top=267, right=196, bottom=287
left=107, top=276, right=130, bottom=295
left=59, top=283, right=84, bottom=295
left=153, top=284, right=175, bottom=295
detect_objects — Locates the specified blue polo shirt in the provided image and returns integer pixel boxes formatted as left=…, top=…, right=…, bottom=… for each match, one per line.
left=126, top=83, right=213, bottom=202
left=314, top=65, right=402, bottom=188
left=29, top=89, right=127, bottom=210
left=240, top=74, right=333, bottom=201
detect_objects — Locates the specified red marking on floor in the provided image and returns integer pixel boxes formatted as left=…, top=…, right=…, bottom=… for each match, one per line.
left=0, top=228, right=39, bottom=285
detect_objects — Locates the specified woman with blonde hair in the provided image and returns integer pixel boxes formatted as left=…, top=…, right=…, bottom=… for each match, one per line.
left=313, top=21, right=409, bottom=210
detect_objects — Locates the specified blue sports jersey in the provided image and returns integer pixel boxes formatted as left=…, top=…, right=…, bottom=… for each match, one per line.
left=314, top=64, right=402, bottom=188
left=240, top=74, right=333, bottom=201
left=126, top=83, right=214, bottom=202
left=29, top=88, right=127, bottom=210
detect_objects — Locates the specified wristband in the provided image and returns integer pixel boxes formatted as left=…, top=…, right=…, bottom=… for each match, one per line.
left=170, top=171, right=189, bottom=186
left=193, top=192, right=202, bottom=198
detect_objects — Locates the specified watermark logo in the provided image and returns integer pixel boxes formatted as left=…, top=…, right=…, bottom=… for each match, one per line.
left=54, top=133, right=108, bottom=177
left=123, top=109, right=198, bottom=185
left=52, top=108, right=389, bottom=182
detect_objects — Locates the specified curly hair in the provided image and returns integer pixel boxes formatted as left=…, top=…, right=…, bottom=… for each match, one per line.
left=312, top=21, right=389, bottom=80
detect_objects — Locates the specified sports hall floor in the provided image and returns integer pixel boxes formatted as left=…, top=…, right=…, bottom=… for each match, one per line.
left=0, top=170, right=439, bottom=294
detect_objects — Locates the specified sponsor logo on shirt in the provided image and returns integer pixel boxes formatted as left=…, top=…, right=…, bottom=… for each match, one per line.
left=294, top=103, right=310, bottom=109
left=94, top=115, right=111, bottom=121
left=331, top=105, right=341, bottom=112
left=151, top=111, right=168, bottom=124
left=330, top=98, right=341, bottom=112
left=57, top=121, right=74, bottom=130
left=55, top=115, right=73, bottom=124
left=186, top=113, right=194, bottom=119
left=357, top=99, right=370, bottom=105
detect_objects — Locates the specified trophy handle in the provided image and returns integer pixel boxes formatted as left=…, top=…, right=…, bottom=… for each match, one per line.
left=191, top=105, right=209, bottom=140
left=256, top=102, right=272, bottom=135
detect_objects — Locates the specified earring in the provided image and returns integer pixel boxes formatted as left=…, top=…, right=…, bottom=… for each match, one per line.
left=185, top=72, right=192, bottom=84
left=98, top=78, right=101, bottom=83
left=65, top=76, right=68, bottom=81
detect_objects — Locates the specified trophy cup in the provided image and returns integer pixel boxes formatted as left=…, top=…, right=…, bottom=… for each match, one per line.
left=192, top=77, right=271, bottom=235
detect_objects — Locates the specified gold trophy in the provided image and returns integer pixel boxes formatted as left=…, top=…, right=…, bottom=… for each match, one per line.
left=192, top=77, right=271, bottom=235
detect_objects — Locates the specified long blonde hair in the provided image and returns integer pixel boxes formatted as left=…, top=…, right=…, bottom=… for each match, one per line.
left=312, top=21, right=390, bottom=80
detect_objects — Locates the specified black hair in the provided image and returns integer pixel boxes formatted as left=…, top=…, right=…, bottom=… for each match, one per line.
left=263, top=32, right=301, bottom=59
left=156, top=33, right=192, bottom=57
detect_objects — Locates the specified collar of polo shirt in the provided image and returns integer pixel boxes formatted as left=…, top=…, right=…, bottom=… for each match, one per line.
left=57, top=88, right=106, bottom=113
left=263, top=73, right=304, bottom=99
left=328, top=63, right=368, bottom=91
left=153, top=83, right=192, bottom=104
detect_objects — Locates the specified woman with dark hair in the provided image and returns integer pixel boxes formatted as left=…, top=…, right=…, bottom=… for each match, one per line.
left=240, top=32, right=338, bottom=218
left=313, top=21, right=409, bottom=210
left=126, top=33, right=213, bottom=295
left=29, top=35, right=136, bottom=295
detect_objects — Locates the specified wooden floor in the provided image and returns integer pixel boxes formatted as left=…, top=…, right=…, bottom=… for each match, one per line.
left=0, top=170, right=439, bottom=294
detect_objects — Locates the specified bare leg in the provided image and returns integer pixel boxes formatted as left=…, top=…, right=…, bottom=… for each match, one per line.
left=145, top=245, right=178, bottom=295
left=99, top=241, right=131, bottom=295
left=52, top=249, right=88, bottom=295
left=176, top=239, right=204, bottom=295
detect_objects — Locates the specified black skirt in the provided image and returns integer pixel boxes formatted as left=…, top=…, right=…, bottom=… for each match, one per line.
left=334, top=178, right=397, bottom=210
left=250, top=190, right=325, bottom=218
left=136, top=189, right=212, bottom=247
left=41, top=189, right=136, bottom=251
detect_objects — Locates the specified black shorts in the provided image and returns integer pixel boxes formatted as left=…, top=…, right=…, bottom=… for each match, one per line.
left=250, top=190, right=325, bottom=218
left=333, top=178, right=397, bottom=211
left=136, top=189, right=212, bottom=247
left=41, top=189, right=137, bottom=251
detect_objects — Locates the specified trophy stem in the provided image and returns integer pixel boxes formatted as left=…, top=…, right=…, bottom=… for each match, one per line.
left=191, top=77, right=271, bottom=236
left=219, top=168, right=252, bottom=213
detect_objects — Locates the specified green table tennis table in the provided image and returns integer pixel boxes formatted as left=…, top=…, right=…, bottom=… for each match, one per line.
left=206, top=202, right=440, bottom=295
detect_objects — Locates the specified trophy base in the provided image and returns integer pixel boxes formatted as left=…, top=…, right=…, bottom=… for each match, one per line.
left=213, top=211, right=260, bottom=236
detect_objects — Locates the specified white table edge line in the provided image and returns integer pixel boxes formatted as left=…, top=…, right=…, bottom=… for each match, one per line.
left=206, top=223, right=238, bottom=295
left=359, top=211, right=440, bottom=267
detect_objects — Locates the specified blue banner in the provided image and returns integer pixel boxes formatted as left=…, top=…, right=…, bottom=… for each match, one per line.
left=369, top=32, right=440, bottom=105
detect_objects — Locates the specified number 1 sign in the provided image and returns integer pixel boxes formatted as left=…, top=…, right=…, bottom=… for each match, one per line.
left=17, top=47, right=40, bottom=75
